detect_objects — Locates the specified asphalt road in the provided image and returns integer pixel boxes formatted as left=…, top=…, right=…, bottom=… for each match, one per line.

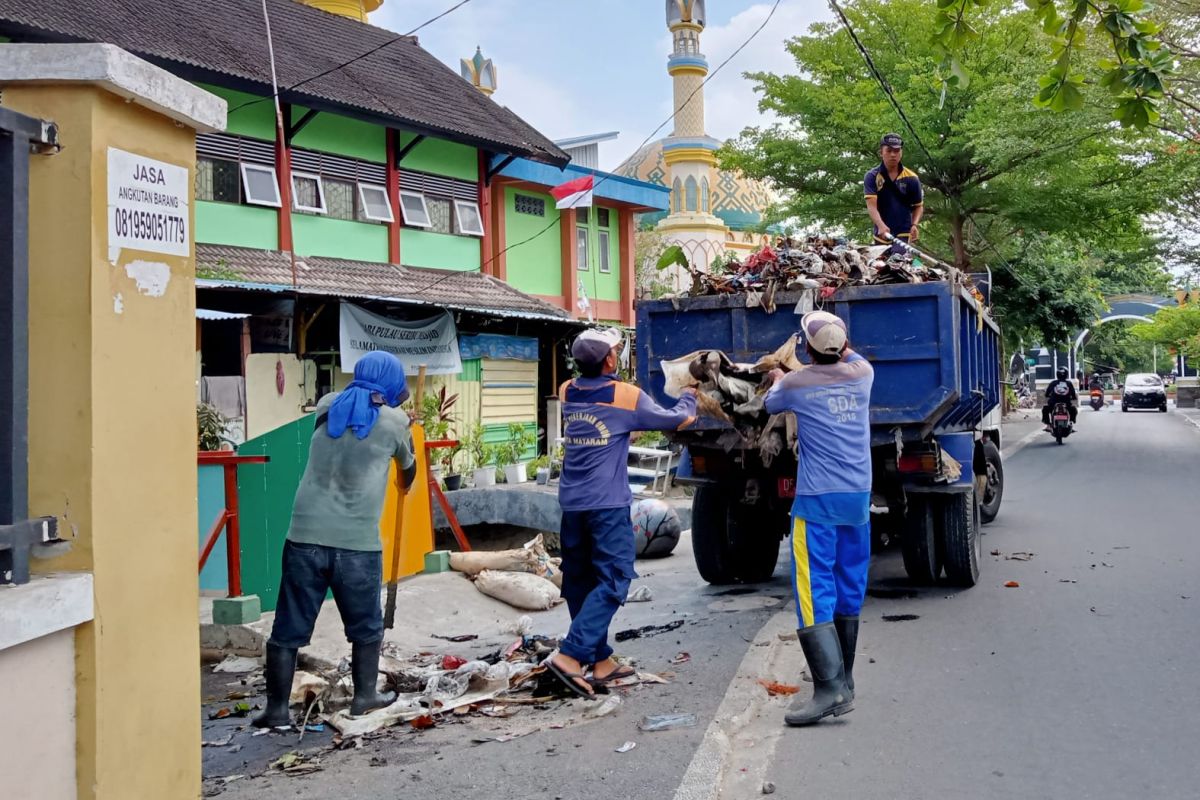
left=736, top=403, right=1200, bottom=800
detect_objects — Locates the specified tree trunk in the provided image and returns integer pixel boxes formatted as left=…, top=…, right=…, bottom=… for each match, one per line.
left=950, top=211, right=970, bottom=270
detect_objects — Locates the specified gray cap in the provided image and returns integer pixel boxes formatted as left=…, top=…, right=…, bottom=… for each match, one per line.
left=571, top=327, right=623, bottom=366
left=801, top=311, right=848, bottom=356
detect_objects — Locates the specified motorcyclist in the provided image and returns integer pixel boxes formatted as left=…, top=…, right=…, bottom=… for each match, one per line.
left=1043, top=367, right=1078, bottom=430
left=1089, top=373, right=1103, bottom=391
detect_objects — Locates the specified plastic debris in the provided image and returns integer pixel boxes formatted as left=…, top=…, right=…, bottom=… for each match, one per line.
left=441, top=654, right=468, bottom=670
left=1004, top=581, right=1021, bottom=588
left=213, top=655, right=260, bottom=674
left=304, top=724, right=325, bottom=733
left=585, top=694, right=623, bottom=719
left=616, top=741, right=637, bottom=753
left=270, top=751, right=322, bottom=776
left=614, top=620, right=685, bottom=642
left=431, top=633, right=479, bottom=642
left=639, top=713, right=697, bottom=732
left=505, top=615, right=535, bottom=636
left=669, top=652, right=691, bottom=665
left=202, top=734, right=235, bottom=747
left=207, top=702, right=253, bottom=720
left=757, top=680, right=800, bottom=696
left=627, top=586, right=654, bottom=603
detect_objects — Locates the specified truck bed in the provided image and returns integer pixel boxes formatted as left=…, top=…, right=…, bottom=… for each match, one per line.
left=635, top=281, right=1001, bottom=445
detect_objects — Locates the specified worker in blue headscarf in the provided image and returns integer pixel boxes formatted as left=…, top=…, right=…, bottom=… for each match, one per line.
left=254, top=351, right=417, bottom=728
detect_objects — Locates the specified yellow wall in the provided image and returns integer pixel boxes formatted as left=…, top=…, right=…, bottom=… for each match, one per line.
left=8, top=84, right=204, bottom=799
left=480, top=359, right=538, bottom=424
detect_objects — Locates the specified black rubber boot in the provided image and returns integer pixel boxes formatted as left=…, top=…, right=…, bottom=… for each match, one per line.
left=785, top=623, right=853, bottom=726
left=835, top=616, right=860, bottom=699
left=251, top=643, right=297, bottom=728
left=350, top=640, right=396, bottom=716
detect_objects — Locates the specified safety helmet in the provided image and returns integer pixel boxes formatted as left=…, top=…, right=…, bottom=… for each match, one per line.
left=1056, top=367, right=1068, bottom=379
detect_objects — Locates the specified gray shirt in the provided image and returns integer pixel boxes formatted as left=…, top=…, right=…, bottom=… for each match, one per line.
left=287, top=392, right=416, bottom=551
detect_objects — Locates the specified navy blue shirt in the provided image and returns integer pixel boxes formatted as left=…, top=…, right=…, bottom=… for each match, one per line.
left=864, top=163, right=923, bottom=244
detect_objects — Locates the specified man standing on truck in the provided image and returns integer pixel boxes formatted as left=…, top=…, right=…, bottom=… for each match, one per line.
left=544, top=328, right=698, bottom=699
left=765, top=311, right=874, bottom=726
left=864, top=132, right=924, bottom=246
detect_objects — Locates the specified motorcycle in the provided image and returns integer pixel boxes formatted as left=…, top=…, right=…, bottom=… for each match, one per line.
left=1089, top=387, right=1104, bottom=411
left=1050, top=402, right=1074, bottom=444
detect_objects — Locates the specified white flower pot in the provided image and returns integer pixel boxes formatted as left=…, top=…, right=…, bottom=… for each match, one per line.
left=503, top=463, right=527, bottom=485
left=473, top=466, right=496, bottom=487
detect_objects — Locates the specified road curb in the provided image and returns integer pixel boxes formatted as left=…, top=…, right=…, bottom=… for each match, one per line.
left=671, top=609, right=798, bottom=800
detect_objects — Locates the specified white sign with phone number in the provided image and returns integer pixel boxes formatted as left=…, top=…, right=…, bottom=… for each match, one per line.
left=107, top=147, right=189, bottom=263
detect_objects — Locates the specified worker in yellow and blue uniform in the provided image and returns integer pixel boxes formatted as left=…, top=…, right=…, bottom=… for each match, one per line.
left=765, top=311, right=874, bottom=726
left=864, top=132, right=923, bottom=247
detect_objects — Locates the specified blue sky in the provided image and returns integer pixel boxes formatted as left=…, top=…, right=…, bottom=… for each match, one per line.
left=371, top=1, right=833, bottom=170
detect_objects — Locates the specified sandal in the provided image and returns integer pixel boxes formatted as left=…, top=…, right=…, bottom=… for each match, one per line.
left=589, top=664, right=638, bottom=686
left=545, top=656, right=596, bottom=700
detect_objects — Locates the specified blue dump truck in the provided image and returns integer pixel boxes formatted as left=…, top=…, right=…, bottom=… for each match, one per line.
left=636, top=280, right=1003, bottom=587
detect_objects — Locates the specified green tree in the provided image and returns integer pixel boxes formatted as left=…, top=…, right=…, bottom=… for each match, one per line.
left=722, top=0, right=1186, bottom=346
left=1131, top=304, right=1200, bottom=360
left=931, top=0, right=1174, bottom=129
left=1080, top=320, right=1158, bottom=373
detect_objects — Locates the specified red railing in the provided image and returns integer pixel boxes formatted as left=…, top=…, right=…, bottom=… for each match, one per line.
left=197, top=452, right=269, bottom=597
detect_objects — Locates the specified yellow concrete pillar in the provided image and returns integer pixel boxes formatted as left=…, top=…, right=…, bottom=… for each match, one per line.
left=0, top=44, right=226, bottom=799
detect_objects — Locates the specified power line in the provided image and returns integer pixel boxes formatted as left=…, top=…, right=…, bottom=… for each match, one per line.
left=228, top=0, right=474, bottom=117
left=826, top=0, right=1038, bottom=291
left=407, top=0, right=786, bottom=299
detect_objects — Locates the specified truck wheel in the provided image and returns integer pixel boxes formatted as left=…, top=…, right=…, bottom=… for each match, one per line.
left=901, top=497, right=940, bottom=585
left=939, top=490, right=981, bottom=588
left=978, top=440, right=1003, bottom=525
left=690, top=486, right=782, bottom=585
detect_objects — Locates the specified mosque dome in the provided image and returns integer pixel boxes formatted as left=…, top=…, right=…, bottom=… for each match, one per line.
left=615, top=138, right=772, bottom=232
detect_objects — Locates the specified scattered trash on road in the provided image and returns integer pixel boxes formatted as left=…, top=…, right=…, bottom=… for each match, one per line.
left=757, top=680, right=800, bottom=696
left=505, top=615, right=535, bottom=636
left=1059, top=579, right=1078, bottom=584
left=207, top=702, right=253, bottom=720
left=762, top=781, right=777, bottom=795
left=585, top=694, right=622, bottom=719
left=201, top=734, right=234, bottom=747
left=669, top=652, right=691, bottom=665
left=614, top=620, right=685, bottom=642
left=1007, top=552, right=1035, bottom=561
left=212, top=655, right=260, bottom=674
left=1004, top=581, right=1020, bottom=588
left=639, top=713, right=697, bottom=732
left=627, top=586, right=654, bottom=602
left=441, top=654, right=468, bottom=670
left=616, top=741, right=637, bottom=753
left=431, top=633, right=479, bottom=643
left=881, top=614, right=919, bottom=622
left=472, top=729, right=539, bottom=745
left=270, top=752, right=322, bottom=776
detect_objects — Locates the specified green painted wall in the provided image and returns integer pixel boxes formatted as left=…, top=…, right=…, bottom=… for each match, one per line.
left=291, top=108, right=386, bottom=163
left=402, top=229, right=480, bottom=271
left=460, top=358, right=482, bottom=382
left=197, top=83, right=276, bottom=141
left=503, top=187, right=561, bottom=296
left=578, top=205, right=621, bottom=302
left=236, top=415, right=315, bottom=612
left=293, top=214, right=389, bottom=262
left=196, top=201, right=279, bottom=250
left=399, top=133, right=477, bottom=181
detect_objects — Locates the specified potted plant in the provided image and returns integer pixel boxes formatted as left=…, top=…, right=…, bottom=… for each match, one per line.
left=442, top=439, right=465, bottom=491
left=197, top=403, right=233, bottom=452
left=550, top=442, right=566, bottom=479
left=415, top=387, right=456, bottom=484
left=500, top=422, right=536, bottom=484
left=529, top=454, right=551, bottom=485
left=465, top=423, right=496, bottom=488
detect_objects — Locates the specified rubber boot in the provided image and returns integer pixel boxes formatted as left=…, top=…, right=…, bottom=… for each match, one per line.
left=251, top=643, right=297, bottom=728
left=785, top=623, right=853, bottom=726
left=835, top=616, right=859, bottom=699
left=350, top=640, right=396, bottom=716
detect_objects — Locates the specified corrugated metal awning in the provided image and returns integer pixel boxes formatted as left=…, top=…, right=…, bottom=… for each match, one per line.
left=196, top=308, right=250, bottom=321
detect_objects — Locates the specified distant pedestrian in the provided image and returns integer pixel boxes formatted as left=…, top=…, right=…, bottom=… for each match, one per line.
left=545, top=328, right=697, bottom=698
left=765, top=311, right=874, bottom=726
left=253, top=351, right=416, bottom=728
left=864, top=132, right=924, bottom=247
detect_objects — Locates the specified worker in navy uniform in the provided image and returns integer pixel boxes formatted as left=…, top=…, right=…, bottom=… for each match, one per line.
left=864, top=133, right=924, bottom=247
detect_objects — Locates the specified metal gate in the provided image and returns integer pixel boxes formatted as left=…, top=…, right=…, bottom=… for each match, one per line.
left=0, top=105, right=61, bottom=584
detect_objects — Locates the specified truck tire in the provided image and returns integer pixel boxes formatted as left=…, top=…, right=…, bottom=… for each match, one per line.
left=690, top=486, right=782, bottom=585
left=978, top=440, right=1003, bottom=525
left=939, top=490, right=981, bottom=587
left=901, top=497, right=940, bottom=585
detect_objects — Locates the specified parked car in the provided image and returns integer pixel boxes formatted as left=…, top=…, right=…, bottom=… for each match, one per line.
left=1121, top=373, right=1168, bottom=412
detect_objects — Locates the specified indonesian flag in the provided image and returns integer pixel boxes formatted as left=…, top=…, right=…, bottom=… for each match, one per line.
left=550, top=175, right=594, bottom=210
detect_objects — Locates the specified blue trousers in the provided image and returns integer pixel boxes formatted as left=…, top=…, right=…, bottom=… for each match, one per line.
left=790, top=516, right=871, bottom=629
left=559, top=507, right=637, bottom=664
left=268, top=541, right=384, bottom=649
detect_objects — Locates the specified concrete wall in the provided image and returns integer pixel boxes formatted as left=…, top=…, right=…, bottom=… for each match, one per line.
left=2, top=43, right=226, bottom=799
left=0, top=631, right=78, bottom=799
left=245, top=352, right=318, bottom=440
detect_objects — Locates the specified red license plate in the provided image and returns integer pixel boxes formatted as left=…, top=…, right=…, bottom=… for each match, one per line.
left=778, top=477, right=796, bottom=498
left=1053, top=415, right=1069, bottom=421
